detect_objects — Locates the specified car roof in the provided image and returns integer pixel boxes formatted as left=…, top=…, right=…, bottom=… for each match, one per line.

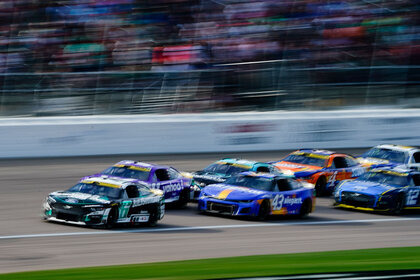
left=296, top=149, right=336, bottom=156
left=80, top=176, right=139, bottom=189
left=374, top=144, right=419, bottom=152
left=114, top=160, right=167, bottom=170
left=216, top=158, right=266, bottom=167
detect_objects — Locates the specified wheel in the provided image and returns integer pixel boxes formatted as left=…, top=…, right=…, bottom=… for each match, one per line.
left=256, top=200, right=270, bottom=221
left=147, top=204, right=161, bottom=227
left=176, top=189, right=190, bottom=208
left=315, top=177, right=326, bottom=197
left=105, top=207, right=118, bottom=229
left=390, top=195, right=404, bottom=215
left=298, top=199, right=311, bottom=218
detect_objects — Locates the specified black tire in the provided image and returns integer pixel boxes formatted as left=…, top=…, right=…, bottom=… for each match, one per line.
left=298, top=199, right=312, bottom=218
left=176, top=189, right=190, bottom=208
left=390, top=195, right=404, bottom=215
left=256, top=200, right=270, bottom=221
left=105, top=207, right=118, bottom=229
left=315, top=177, right=326, bottom=197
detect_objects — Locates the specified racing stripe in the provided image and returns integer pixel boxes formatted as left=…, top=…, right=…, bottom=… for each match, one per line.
left=217, top=189, right=234, bottom=200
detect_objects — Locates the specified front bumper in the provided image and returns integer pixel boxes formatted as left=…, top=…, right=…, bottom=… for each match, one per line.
left=43, top=203, right=109, bottom=226
left=198, top=198, right=258, bottom=216
left=334, top=203, right=389, bottom=212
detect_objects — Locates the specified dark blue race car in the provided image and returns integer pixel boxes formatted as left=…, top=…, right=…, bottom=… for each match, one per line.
left=334, top=166, right=420, bottom=214
left=357, top=144, right=420, bottom=170
left=192, top=158, right=273, bottom=188
left=198, top=172, right=315, bottom=220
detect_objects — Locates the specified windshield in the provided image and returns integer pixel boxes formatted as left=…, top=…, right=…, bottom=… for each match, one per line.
left=67, top=183, right=122, bottom=199
left=203, top=163, right=249, bottom=175
left=358, top=172, right=409, bottom=187
left=283, top=154, right=326, bottom=167
left=101, top=166, right=150, bottom=181
left=225, top=175, right=274, bottom=191
left=362, top=148, right=407, bottom=163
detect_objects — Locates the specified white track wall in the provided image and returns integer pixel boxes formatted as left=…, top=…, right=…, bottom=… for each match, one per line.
left=0, top=109, right=419, bottom=158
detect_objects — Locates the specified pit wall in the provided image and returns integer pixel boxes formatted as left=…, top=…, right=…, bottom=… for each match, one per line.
left=1, top=109, right=419, bottom=158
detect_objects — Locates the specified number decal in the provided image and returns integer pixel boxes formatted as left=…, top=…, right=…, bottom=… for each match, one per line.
left=407, top=190, right=420, bottom=206
left=272, top=194, right=284, bottom=210
left=119, top=201, right=132, bottom=218
left=328, top=171, right=338, bottom=184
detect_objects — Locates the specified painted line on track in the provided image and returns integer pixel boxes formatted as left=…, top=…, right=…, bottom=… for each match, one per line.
left=1, top=217, right=419, bottom=240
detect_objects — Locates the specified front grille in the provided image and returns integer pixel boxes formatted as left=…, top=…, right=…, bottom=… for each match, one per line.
left=341, top=191, right=375, bottom=208
left=207, top=202, right=236, bottom=215
left=56, top=212, right=80, bottom=222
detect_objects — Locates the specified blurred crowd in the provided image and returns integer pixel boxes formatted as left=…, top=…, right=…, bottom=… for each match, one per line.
left=0, top=0, right=418, bottom=73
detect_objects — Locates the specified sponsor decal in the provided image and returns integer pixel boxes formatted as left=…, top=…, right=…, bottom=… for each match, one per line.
left=65, top=198, right=79, bottom=204
left=284, top=196, right=302, bottom=205
left=272, top=194, right=302, bottom=210
left=217, top=123, right=275, bottom=134
left=132, top=196, right=161, bottom=207
left=151, top=181, right=185, bottom=193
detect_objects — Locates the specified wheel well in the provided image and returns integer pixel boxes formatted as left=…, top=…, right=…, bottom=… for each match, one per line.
left=316, top=175, right=326, bottom=184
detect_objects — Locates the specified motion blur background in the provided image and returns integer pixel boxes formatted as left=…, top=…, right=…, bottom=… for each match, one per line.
left=0, top=0, right=418, bottom=116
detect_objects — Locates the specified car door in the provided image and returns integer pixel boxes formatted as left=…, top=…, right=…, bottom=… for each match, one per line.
left=406, top=174, right=420, bottom=208
left=326, top=156, right=349, bottom=187
left=345, top=156, right=366, bottom=179
left=153, top=168, right=185, bottom=202
left=271, top=178, right=303, bottom=215
left=118, top=185, right=139, bottom=220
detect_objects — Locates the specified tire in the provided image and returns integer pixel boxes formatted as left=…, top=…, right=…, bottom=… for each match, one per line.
left=105, top=207, right=118, bottom=229
left=390, top=195, right=404, bottom=215
left=315, top=177, right=326, bottom=197
left=298, top=199, right=311, bottom=218
left=176, top=189, right=190, bottom=209
left=256, top=200, right=270, bottom=221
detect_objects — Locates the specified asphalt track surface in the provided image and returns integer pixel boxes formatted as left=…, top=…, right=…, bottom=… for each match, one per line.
left=1, top=149, right=420, bottom=274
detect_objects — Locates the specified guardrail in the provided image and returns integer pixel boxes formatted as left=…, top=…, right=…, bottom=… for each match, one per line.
left=1, top=109, right=419, bottom=158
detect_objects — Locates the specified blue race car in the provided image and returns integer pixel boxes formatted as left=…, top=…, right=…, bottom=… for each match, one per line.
left=334, top=166, right=420, bottom=214
left=192, top=158, right=273, bottom=188
left=198, top=172, right=315, bottom=220
left=357, top=144, right=420, bottom=170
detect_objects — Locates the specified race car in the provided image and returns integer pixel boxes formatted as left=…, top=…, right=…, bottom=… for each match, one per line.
left=357, top=144, right=420, bottom=170
left=43, top=176, right=165, bottom=227
left=89, top=160, right=196, bottom=206
left=198, top=172, right=315, bottom=220
left=334, top=166, right=420, bottom=214
left=272, top=149, right=366, bottom=196
left=192, top=158, right=273, bottom=188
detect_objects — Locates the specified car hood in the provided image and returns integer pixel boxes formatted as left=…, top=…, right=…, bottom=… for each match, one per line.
left=274, top=161, right=322, bottom=176
left=338, top=180, right=398, bottom=196
left=202, top=184, right=267, bottom=200
left=193, top=172, right=229, bottom=183
left=49, top=191, right=112, bottom=205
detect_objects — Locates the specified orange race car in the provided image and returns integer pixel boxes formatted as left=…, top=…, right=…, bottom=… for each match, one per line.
left=272, top=149, right=366, bottom=196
